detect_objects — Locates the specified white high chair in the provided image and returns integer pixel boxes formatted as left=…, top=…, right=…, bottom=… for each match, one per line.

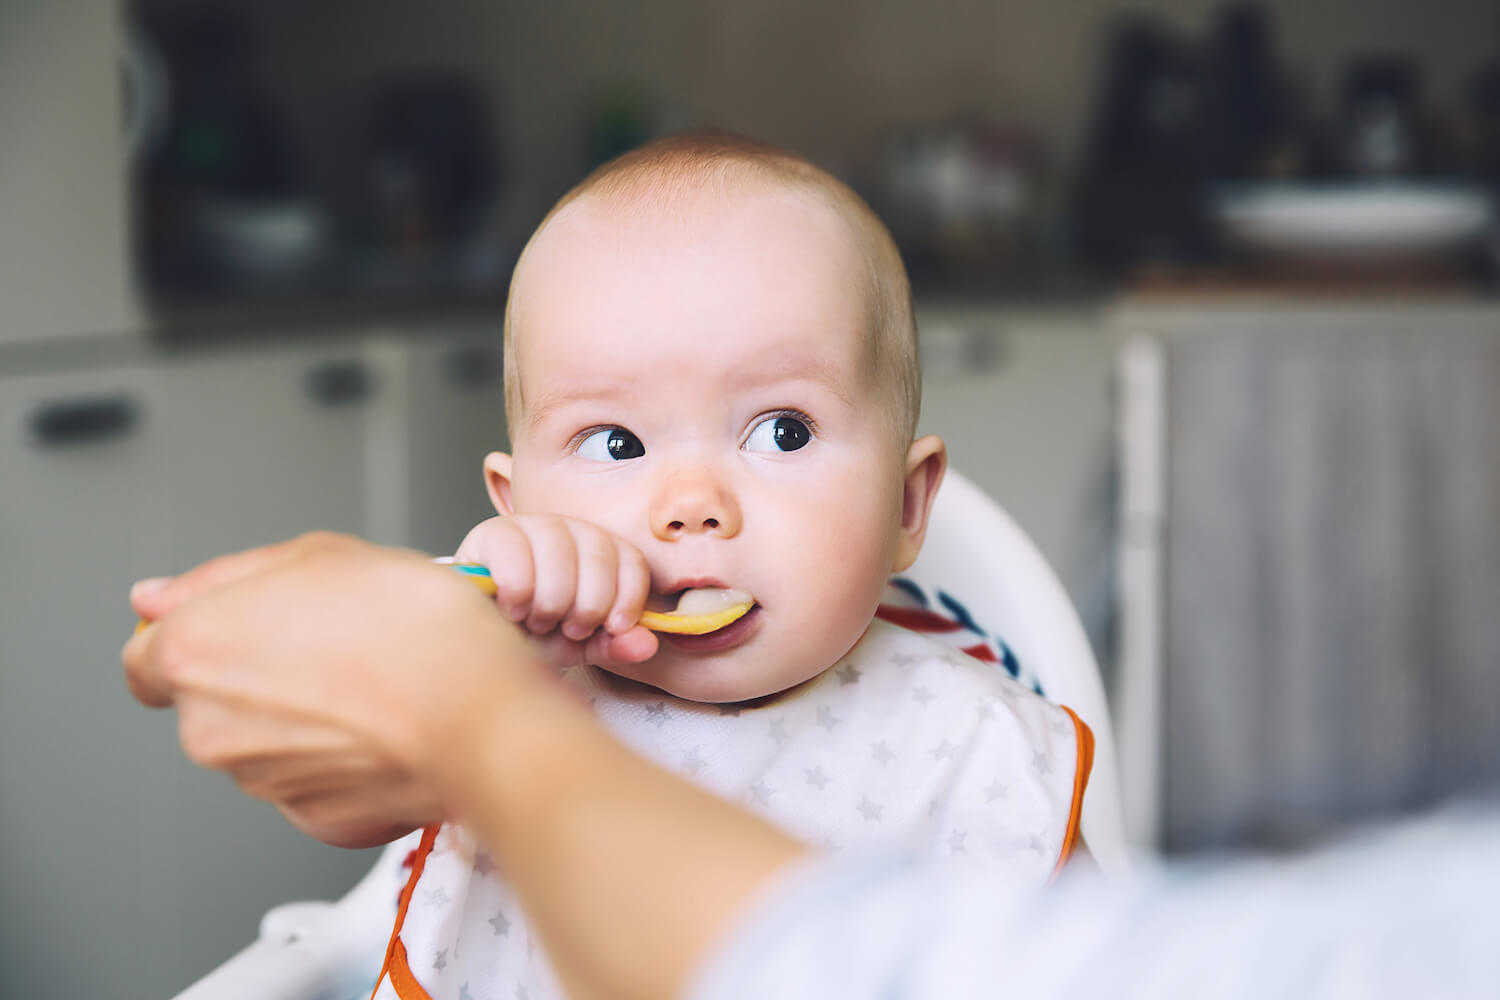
left=174, top=468, right=1129, bottom=1000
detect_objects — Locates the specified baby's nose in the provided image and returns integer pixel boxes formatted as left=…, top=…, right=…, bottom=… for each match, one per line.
left=651, top=467, right=742, bottom=540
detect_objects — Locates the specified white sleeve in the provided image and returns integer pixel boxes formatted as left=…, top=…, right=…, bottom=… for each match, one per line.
left=686, top=803, right=1500, bottom=1000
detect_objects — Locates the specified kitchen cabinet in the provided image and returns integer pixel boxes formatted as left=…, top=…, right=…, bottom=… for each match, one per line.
left=0, top=2, right=141, bottom=344
left=387, top=327, right=509, bottom=556
left=0, top=362, right=173, bottom=997
left=156, top=340, right=374, bottom=557
left=143, top=340, right=385, bottom=996
left=914, top=302, right=1116, bottom=654
left=1113, top=299, right=1500, bottom=855
left=0, top=335, right=415, bottom=998
left=0, top=324, right=508, bottom=998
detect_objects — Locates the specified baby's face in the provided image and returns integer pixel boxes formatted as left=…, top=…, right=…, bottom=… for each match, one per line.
left=499, top=187, right=919, bottom=702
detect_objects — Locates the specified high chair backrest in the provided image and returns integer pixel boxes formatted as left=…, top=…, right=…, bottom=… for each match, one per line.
left=898, top=467, right=1130, bottom=875
left=173, top=468, right=1129, bottom=1000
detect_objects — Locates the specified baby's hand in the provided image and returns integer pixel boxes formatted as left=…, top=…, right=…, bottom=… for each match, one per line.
left=454, top=514, right=658, bottom=669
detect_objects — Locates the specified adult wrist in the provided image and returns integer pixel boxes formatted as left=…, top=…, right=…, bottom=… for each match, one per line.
left=437, top=648, right=601, bottom=841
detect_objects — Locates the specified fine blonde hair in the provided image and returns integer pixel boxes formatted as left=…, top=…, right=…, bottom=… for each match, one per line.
left=503, top=131, right=921, bottom=443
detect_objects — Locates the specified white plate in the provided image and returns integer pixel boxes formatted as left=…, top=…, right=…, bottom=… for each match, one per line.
left=1211, top=183, right=1494, bottom=257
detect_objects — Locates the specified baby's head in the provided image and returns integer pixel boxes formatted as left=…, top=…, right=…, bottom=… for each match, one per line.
left=486, top=131, right=946, bottom=702
left=504, top=132, right=923, bottom=447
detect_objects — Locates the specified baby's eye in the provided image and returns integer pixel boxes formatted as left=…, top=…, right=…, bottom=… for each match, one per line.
left=745, top=414, right=813, bottom=453
left=577, top=427, right=645, bottom=461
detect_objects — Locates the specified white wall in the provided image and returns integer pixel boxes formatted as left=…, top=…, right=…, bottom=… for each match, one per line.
left=0, top=2, right=142, bottom=344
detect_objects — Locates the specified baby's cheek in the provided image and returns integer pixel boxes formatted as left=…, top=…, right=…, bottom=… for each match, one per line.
left=788, top=569, right=883, bottom=659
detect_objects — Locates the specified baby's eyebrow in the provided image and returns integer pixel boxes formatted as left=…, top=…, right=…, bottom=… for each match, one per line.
left=523, top=354, right=860, bottom=430
left=524, top=384, right=625, bottom=430
left=725, top=355, right=861, bottom=408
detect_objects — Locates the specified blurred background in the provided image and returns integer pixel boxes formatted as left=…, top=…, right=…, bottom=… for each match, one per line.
left=3, top=0, right=1499, bottom=995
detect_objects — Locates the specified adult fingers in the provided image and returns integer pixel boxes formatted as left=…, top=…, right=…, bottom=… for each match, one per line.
left=124, top=533, right=367, bottom=705
left=121, top=618, right=174, bottom=708
left=129, top=532, right=338, bottom=622
left=124, top=543, right=309, bottom=706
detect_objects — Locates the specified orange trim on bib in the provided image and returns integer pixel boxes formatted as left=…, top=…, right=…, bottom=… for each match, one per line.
left=371, top=824, right=440, bottom=1000
left=1051, top=706, right=1095, bottom=879
left=386, top=938, right=434, bottom=1000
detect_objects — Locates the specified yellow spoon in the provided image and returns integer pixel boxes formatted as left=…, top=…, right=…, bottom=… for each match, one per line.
left=449, top=562, right=754, bottom=635
left=134, top=562, right=754, bottom=638
left=639, top=593, right=755, bottom=635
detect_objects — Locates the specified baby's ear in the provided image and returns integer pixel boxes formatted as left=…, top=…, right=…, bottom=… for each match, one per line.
left=483, top=452, right=517, bottom=515
left=890, top=435, right=946, bottom=573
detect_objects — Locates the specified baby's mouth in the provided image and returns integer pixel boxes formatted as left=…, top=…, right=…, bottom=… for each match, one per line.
left=640, top=587, right=756, bottom=636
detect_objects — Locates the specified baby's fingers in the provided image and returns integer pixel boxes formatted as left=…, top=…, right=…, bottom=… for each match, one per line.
left=584, top=625, right=658, bottom=668
left=559, top=524, right=619, bottom=641
left=607, top=541, right=652, bottom=636
left=520, top=518, right=579, bottom=635
left=456, top=517, right=536, bottom=623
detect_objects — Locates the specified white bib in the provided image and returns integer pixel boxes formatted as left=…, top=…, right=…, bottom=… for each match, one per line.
left=374, top=619, right=1091, bottom=1000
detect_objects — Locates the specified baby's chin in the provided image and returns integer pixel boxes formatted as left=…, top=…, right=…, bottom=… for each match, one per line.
left=595, top=658, right=823, bottom=706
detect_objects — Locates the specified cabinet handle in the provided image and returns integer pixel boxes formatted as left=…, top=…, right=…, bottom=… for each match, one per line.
left=305, top=360, right=373, bottom=407
left=28, top=396, right=140, bottom=447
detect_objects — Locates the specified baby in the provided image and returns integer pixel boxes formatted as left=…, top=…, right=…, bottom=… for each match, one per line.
left=371, top=133, right=1093, bottom=1000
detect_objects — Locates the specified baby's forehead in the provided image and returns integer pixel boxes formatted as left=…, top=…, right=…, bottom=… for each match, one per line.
left=548, top=179, right=860, bottom=252
left=515, top=182, right=877, bottom=327
left=505, top=173, right=894, bottom=423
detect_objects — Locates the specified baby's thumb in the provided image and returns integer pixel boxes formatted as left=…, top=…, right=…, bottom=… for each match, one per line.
left=587, top=626, right=658, bottom=668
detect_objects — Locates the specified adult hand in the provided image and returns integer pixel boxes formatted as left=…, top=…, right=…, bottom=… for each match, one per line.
left=123, top=532, right=552, bottom=848
left=124, top=532, right=805, bottom=1000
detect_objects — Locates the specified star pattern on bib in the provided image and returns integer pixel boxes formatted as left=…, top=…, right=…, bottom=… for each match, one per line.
left=930, top=738, right=957, bottom=761
left=391, top=618, right=1081, bottom=1000
left=489, top=909, right=511, bottom=936
left=748, top=780, right=776, bottom=806
left=1032, top=749, right=1053, bottom=777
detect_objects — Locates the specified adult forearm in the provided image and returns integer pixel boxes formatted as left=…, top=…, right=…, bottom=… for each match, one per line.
left=123, top=532, right=807, bottom=997
left=445, top=684, right=807, bottom=1000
